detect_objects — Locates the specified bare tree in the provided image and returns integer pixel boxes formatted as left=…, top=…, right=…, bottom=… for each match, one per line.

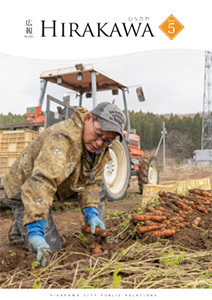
left=166, top=130, right=195, bottom=159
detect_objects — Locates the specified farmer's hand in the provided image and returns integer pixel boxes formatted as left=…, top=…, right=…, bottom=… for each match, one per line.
left=28, top=235, right=51, bottom=267
left=26, top=219, right=51, bottom=267
left=88, top=216, right=105, bottom=234
left=83, top=207, right=105, bottom=234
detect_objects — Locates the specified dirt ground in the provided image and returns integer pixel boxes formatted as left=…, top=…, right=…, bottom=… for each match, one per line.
left=0, top=166, right=212, bottom=288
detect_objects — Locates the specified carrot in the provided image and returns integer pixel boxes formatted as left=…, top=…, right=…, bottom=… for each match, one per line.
left=137, top=224, right=163, bottom=233
left=164, top=220, right=171, bottom=226
left=158, top=191, right=167, bottom=197
left=157, top=206, right=166, bottom=211
left=176, top=216, right=185, bottom=221
left=146, top=206, right=156, bottom=213
left=89, top=241, right=102, bottom=254
left=189, top=189, right=202, bottom=195
left=178, top=198, right=191, bottom=207
left=166, top=192, right=185, bottom=200
left=150, top=216, right=167, bottom=222
left=178, top=196, right=192, bottom=205
left=170, top=199, right=190, bottom=211
left=151, top=229, right=176, bottom=238
left=195, top=195, right=210, bottom=201
left=154, top=210, right=165, bottom=215
left=187, top=195, right=199, bottom=202
left=177, top=194, right=187, bottom=199
left=184, top=199, right=195, bottom=207
left=183, top=211, right=192, bottom=216
left=161, top=199, right=180, bottom=213
left=92, top=248, right=102, bottom=254
left=196, top=205, right=208, bottom=214
left=132, top=214, right=167, bottom=223
left=202, top=191, right=212, bottom=197
left=180, top=197, right=195, bottom=207
left=203, top=200, right=211, bottom=205
left=173, top=222, right=180, bottom=227
left=146, top=206, right=165, bottom=215
left=156, top=206, right=172, bottom=216
left=178, top=222, right=189, bottom=228
left=82, top=225, right=107, bottom=237
left=167, top=194, right=180, bottom=200
left=192, top=217, right=201, bottom=227
left=145, top=220, right=163, bottom=226
left=132, top=215, right=152, bottom=223
left=189, top=189, right=212, bottom=197
left=158, top=197, right=165, bottom=203
left=169, top=216, right=184, bottom=224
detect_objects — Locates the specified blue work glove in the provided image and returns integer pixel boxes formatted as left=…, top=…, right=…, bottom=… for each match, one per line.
left=28, top=236, right=51, bottom=267
left=83, top=207, right=105, bottom=234
left=26, top=219, right=51, bottom=267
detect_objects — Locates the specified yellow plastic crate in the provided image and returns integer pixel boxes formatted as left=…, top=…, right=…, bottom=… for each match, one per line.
left=0, top=152, right=20, bottom=175
left=0, top=130, right=39, bottom=153
left=142, top=177, right=211, bottom=206
left=0, top=131, right=2, bottom=145
left=142, top=183, right=176, bottom=206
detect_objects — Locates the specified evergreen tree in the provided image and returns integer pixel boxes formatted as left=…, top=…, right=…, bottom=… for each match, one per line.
left=0, top=113, right=27, bottom=125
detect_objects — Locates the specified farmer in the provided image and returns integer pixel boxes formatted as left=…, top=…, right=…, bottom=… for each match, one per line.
left=4, top=102, right=126, bottom=267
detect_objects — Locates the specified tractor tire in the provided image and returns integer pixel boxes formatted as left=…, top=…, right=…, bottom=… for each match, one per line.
left=103, top=139, right=131, bottom=201
left=138, top=155, right=159, bottom=194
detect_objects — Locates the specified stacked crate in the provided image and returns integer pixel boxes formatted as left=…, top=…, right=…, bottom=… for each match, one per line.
left=0, top=130, right=39, bottom=186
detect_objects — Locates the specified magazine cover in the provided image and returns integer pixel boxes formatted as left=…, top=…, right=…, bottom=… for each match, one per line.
left=0, top=1, right=212, bottom=299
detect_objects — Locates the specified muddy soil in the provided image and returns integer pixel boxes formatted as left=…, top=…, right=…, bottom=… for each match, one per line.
left=0, top=166, right=212, bottom=287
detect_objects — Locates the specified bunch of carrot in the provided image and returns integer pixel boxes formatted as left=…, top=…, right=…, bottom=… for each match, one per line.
left=132, top=188, right=212, bottom=238
left=81, top=225, right=107, bottom=254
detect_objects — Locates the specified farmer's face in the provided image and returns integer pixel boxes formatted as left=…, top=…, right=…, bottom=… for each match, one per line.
left=83, top=113, right=118, bottom=153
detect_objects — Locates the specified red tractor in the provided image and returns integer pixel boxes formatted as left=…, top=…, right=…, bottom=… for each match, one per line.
left=25, top=106, right=45, bottom=124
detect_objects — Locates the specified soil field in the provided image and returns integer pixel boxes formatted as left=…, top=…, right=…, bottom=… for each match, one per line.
left=0, top=166, right=212, bottom=289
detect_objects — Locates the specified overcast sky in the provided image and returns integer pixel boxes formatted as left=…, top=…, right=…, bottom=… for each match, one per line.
left=0, top=49, right=205, bottom=116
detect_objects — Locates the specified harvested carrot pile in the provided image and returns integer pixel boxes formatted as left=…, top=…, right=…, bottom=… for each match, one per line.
left=132, top=189, right=212, bottom=239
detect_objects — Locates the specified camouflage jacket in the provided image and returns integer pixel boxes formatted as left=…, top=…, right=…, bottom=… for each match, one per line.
left=4, top=107, right=111, bottom=225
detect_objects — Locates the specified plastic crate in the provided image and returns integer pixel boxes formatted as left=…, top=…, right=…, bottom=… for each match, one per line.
left=142, top=177, right=211, bottom=206
left=172, top=177, right=211, bottom=193
left=0, top=131, right=2, bottom=145
left=142, top=184, right=176, bottom=206
left=0, top=152, right=20, bottom=175
left=0, top=130, right=39, bottom=153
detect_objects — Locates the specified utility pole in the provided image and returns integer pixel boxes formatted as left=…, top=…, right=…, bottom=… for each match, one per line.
left=162, top=122, right=167, bottom=171
left=155, top=122, right=167, bottom=171
left=201, top=51, right=212, bottom=150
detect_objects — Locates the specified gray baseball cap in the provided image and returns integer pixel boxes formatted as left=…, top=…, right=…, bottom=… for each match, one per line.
left=91, top=102, right=126, bottom=141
